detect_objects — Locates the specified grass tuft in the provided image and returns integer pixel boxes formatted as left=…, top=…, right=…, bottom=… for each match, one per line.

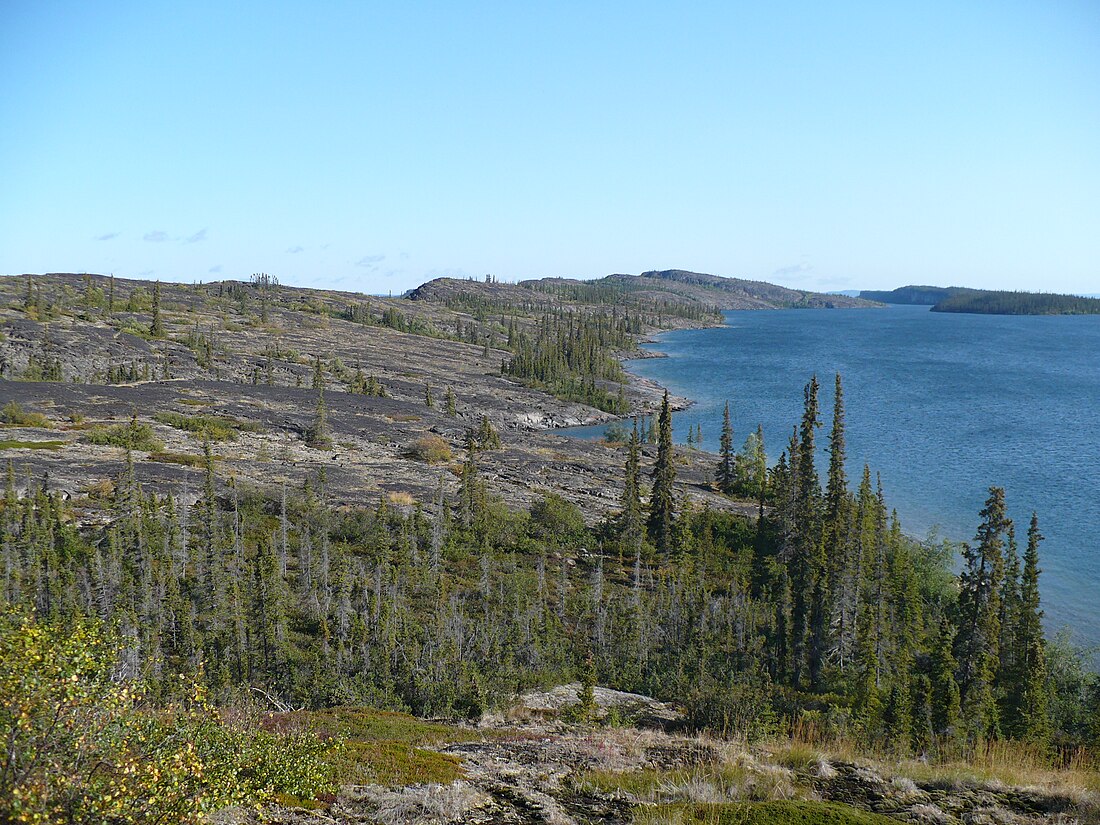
left=634, top=800, right=901, bottom=825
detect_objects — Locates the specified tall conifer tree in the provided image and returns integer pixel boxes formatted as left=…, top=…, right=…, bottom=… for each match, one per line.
left=956, top=486, right=1009, bottom=741
left=931, top=617, right=962, bottom=739
left=717, top=401, right=734, bottom=493
left=149, top=280, right=165, bottom=338
left=647, top=391, right=676, bottom=555
left=791, top=375, right=824, bottom=687
left=1006, top=513, right=1050, bottom=743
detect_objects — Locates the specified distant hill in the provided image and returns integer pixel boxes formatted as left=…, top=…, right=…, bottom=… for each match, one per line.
left=412, top=269, right=879, bottom=313
left=859, top=284, right=1100, bottom=315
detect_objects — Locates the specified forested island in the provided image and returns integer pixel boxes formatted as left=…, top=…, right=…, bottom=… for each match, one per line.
left=1, top=271, right=1098, bottom=824
left=859, top=285, right=1100, bottom=315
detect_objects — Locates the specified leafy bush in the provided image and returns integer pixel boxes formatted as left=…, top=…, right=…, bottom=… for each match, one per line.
left=604, top=421, right=630, bottom=443
left=529, top=492, right=586, bottom=546
left=1, top=401, right=49, bottom=428
left=0, top=612, right=336, bottom=824
left=407, top=434, right=452, bottom=463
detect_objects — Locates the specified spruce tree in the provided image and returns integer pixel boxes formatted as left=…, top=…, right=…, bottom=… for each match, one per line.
left=149, top=280, right=165, bottom=338
left=444, top=387, right=457, bottom=417
left=307, top=360, right=331, bottom=449
left=998, top=522, right=1022, bottom=692
left=1007, top=513, right=1050, bottom=743
left=717, top=401, right=734, bottom=493
left=956, top=486, right=1009, bottom=742
left=792, top=375, right=824, bottom=687
left=931, top=617, right=962, bottom=740
left=824, top=373, right=848, bottom=583
left=647, top=391, right=675, bottom=555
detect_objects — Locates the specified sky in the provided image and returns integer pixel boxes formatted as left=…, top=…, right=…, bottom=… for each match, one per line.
left=1, top=1, right=1098, bottom=295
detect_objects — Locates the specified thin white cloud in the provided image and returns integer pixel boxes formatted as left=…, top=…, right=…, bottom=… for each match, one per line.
left=355, top=254, right=386, bottom=268
left=144, top=230, right=168, bottom=242
left=773, top=262, right=813, bottom=278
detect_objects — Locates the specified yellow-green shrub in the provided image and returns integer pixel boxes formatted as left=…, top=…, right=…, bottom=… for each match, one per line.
left=0, top=612, right=336, bottom=824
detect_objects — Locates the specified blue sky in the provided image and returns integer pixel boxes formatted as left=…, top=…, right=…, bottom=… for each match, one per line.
left=1, top=1, right=1097, bottom=294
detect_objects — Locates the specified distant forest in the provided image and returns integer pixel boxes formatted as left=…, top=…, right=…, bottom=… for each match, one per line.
left=931, top=290, right=1100, bottom=315
left=860, top=285, right=1100, bottom=315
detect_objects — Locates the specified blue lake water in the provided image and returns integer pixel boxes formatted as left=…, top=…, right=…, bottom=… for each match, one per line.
left=565, top=305, right=1100, bottom=649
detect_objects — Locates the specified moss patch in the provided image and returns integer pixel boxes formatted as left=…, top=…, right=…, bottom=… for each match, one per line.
left=331, top=740, right=464, bottom=786
left=267, top=707, right=479, bottom=789
left=285, top=707, right=477, bottom=746
left=0, top=440, right=67, bottom=451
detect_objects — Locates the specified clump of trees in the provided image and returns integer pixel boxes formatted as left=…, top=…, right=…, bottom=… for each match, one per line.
left=502, top=310, right=631, bottom=413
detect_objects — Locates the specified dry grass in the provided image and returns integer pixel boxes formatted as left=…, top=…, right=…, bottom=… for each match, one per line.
left=765, top=730, right=1100, bottom=813
left=889, top=742, right=1100, bottom=803
left=350, top=780, right=489, bottom=825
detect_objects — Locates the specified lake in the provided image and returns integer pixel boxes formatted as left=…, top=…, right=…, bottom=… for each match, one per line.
left=564, top=305, right=1100, bottom=649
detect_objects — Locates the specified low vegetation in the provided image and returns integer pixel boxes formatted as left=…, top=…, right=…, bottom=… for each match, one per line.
left=154, top=410, right=260, bottom=441
left=0, top=612, right=335, bottom=825
left=1, top=401, right=49, bottom=428
left=148, top=450, right=206, bottom=466
left=0, top=439, right=67, bottom=451
left=406, top=433, right=453, bottom=463
left=85, top=421, right=164, bottom=451
left=266, top=708, right=477, bottom=787
left=635, top=801, right=901, bottom=825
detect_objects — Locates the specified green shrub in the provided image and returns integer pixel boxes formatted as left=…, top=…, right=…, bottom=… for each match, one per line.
left=0, top=611, right=336, bottom=825
left=86, top=422, right=164, bottom=451
left=154, top=411, right=240, bottom=441
left=604, top=421, right=630, bottom=443
left=406, top=434, right=453, bottom=463
left=1, top=401, right=49, bottom=428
